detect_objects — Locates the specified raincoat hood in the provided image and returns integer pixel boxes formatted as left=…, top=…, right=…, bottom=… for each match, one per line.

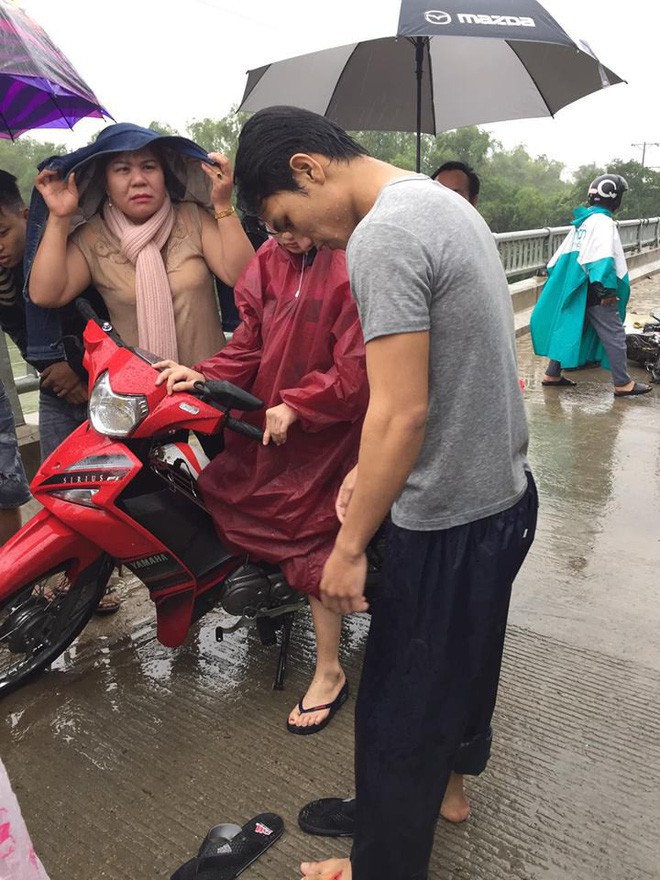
left=271, top=242, right=318, bottom=270
left=37, top=122, right=214, bottom=224
left=571, top=204, right=613, bottom=228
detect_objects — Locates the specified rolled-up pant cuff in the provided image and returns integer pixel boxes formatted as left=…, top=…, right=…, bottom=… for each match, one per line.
left=452, top=727, right=493, bottom=776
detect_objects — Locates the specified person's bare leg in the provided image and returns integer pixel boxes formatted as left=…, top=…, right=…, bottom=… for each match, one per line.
left=300, top=857, right=351, bottom=879
left=440, top=772, right=471, bottom=823
left=0, top=507, right=21, bottom=546
left=288, top=595, right=345, bottom=730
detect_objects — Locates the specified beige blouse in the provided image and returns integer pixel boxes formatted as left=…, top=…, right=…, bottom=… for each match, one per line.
left=72, top=202, right=226, bottom=366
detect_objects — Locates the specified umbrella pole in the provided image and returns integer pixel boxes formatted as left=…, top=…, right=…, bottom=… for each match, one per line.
left=415, top=38, right=424, bottom=173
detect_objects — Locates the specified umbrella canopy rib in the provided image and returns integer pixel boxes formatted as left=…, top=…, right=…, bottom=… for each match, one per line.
left=421, top=37, right=437, bottom=144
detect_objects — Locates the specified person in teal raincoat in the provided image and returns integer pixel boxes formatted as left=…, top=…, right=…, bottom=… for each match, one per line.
left=530, top=173, right=651, bottom=397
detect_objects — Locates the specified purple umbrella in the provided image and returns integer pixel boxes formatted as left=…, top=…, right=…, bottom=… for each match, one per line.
left=0, top=2, right=110, bottom=139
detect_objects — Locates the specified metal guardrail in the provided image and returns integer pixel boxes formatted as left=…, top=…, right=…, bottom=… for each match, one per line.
left=494, top=217, right=660, bottom=279
left=4, top=216, right=660, bottom=424
left=0, top=332, right=39, bottom=427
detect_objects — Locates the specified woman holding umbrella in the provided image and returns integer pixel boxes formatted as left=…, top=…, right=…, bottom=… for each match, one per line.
left=28, top=123, right=254, bottom=366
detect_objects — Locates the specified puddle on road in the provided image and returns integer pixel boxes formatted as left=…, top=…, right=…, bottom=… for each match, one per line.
left=1, top=603, right=371, bottom=745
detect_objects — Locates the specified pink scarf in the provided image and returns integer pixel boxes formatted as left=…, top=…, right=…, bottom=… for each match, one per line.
left=103, top=195, right=178, bottom=361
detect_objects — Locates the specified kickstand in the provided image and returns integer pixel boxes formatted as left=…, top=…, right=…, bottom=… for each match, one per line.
left=273, top=612, right=295, bottom=691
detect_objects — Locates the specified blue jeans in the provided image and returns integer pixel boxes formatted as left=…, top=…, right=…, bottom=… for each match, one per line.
left=0, top=379, right=31, bottom=509
left=38, top=391, right=87, bottom=461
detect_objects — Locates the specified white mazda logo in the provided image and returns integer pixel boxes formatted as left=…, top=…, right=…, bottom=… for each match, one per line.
left=425, top=10, right=452, bottom=25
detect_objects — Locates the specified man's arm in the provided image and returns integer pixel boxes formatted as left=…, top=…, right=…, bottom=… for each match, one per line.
left=320, top=329, right=429, bottom=614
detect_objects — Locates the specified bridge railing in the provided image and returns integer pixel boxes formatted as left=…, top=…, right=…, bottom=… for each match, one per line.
left=494, top=217, right=660, bottom=279
left=4, top=217, right=660, bottom=423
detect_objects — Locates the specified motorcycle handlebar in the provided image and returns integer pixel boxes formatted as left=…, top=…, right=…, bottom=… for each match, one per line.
left=75, top=297, right=101, bottom=324
left=224, top=416, right=265, bottom=443
left=75, top=296, right=127, bottom=348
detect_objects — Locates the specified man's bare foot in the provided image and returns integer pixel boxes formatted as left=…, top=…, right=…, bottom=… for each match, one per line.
left=300, top=856, right=351, bottom=879
left=288, top=670, right=346, bottom=731
left=440, top=772, right=470, bottom=823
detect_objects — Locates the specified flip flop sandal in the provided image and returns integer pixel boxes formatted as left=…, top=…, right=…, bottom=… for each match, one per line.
left=170, top=813, right=284, bottom=880
left=33, top=576, right=121, bottom=615
left=286, top=680, right=349, bottom=736
left=541, top=376, right=577, bottom=387
left=614, top=382, right=652, bottom=397
left=298, top=797, right=355, bottom=837
left=94, top=586, right=122, bottom=616
left=33, top=574, right=70, bottom=603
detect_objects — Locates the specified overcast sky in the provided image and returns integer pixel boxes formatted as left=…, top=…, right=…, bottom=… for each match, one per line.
left=16, top=0, right=660, bottom=175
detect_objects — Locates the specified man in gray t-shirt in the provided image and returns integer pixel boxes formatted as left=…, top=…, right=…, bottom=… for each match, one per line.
left=348, top=174, right=529, bottom=531
left=235, top=107, right=538, bottom=880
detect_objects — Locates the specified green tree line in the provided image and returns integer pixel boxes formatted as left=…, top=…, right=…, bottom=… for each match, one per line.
left=3, top=113, right=659, bottom=233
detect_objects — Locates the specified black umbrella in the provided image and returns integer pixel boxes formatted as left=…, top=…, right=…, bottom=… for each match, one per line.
left=0, top=1, right=110, bottom=139
left=240, top=0, right=624, bottom=171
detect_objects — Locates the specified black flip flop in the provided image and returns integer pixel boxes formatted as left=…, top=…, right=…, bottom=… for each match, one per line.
left=287, top=680, right=349, bottom=736
left=171, top=813, right=284, bottom=880
left=298, top=797, right=356, bottom=837
left=541, top=376, right=576, bottom=387
left=614, top=382, right=652, bottom=397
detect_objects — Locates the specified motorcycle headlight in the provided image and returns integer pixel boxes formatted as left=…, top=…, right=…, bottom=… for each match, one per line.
left=89, top=371, right=149, bottom=438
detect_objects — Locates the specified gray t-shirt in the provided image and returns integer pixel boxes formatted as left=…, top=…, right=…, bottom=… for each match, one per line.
left=347, top=176, right=529, bottom=531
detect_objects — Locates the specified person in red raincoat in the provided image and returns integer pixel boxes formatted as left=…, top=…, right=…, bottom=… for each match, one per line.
left=156, top=230, right=368, bottom=734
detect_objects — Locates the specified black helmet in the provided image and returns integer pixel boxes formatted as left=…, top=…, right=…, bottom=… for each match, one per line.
left=587, top=173, right=629, bottom=211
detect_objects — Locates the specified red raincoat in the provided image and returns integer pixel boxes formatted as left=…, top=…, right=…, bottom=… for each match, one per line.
left=194, top=239, right=368, bottom=596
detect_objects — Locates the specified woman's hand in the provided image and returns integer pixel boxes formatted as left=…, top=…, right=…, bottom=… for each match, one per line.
left=154, top=360, right=205, bottom=394
left=202, top=152, right=235, bottom=212
left=34, top=169, right=80, bottom=219
left=263, top=402, right=298, bottom=446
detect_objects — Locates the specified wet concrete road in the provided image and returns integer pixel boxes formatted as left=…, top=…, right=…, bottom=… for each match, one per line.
left=2, top=278, right=660, bottom=880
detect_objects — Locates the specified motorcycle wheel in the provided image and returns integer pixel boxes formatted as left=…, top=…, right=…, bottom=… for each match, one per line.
left=0, top=563, right=105, bottom=697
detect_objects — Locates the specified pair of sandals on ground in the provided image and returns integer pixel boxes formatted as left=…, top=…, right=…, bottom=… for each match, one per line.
left=40, top=570, right=124, bottom=614
left=541, top=368, right=652, bottom=397
left=168, top=778, right=468, bottom=877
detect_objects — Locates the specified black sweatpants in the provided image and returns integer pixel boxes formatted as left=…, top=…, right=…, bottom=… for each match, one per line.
left=351, top=473, right=538, bottom=880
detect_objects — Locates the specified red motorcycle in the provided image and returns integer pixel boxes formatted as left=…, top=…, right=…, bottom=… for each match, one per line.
left=0, top=302, right=381, bottom=697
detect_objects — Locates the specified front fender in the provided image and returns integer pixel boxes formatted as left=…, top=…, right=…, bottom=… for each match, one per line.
left=0, top=510, right=102, bottom=598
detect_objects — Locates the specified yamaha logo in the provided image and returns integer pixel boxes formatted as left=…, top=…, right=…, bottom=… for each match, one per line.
left=425, top=10, right=452, bottom=25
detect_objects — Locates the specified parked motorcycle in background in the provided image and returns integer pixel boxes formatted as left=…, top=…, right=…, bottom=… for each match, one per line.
left=625, top=309, right=660, bottom=382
